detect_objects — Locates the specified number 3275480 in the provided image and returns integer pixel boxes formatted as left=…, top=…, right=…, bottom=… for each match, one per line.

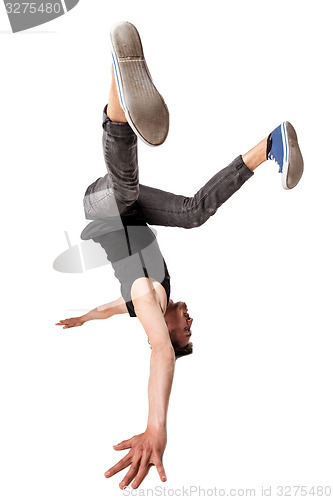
left=5, top=3, right=62, bottom=14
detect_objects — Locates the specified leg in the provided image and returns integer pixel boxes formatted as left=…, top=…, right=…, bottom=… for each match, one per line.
left=110, top=21, right=169, bottom=146
left=136, top=149, right=259, bottom=229
left=83, top=68, right=140, bottom=219
left=102, top=67, right=140, bottom=212
left=137, top=125, right=303, bottom=228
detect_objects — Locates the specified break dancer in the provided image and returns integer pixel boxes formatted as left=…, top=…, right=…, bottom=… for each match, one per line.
left=56, top=21, right=303, bottom=490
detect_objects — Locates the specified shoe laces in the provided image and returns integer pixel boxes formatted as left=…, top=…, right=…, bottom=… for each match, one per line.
left=269, top=152, right=283, bottom=173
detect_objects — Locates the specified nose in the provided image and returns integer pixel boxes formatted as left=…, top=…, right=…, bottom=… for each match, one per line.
left=188, top=318, right=193, bottom=328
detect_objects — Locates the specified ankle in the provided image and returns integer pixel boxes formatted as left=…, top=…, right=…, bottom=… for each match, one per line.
left=106, top=103, right=127, bottom=123
left=107, top=71, right=127, bottom=123
left=242, top=137, right=268, bottom=172
left=266, top=133, right=272, bottom=159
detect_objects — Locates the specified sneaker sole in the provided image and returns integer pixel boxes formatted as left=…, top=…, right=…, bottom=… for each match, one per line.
left=281, top=121, right=304, bottom=190
left=110, top=21, right=169, bottom=146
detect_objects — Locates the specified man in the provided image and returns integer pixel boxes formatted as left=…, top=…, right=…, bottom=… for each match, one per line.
left=56, top=21, right=303, bottom=490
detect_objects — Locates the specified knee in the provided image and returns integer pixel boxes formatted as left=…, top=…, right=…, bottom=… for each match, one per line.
left=116, top=184, right=139, bottom=206
left=182, top=207, right=214, bottom=229
left=126, top=185, right=140, bottom=205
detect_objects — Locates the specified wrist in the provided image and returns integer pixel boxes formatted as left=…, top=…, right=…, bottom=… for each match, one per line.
left=146, top=420, right=167, bottom=435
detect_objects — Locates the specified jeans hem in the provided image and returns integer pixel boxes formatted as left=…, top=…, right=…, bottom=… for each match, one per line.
left=235, top=154, right=255, bottom=179
left=102, top=104, right=136, bottom=138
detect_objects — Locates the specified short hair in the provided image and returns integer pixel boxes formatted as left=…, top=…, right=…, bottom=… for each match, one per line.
left=174, top=341, right=193, bottom=360
left=147, top=339, right=193, bottom=360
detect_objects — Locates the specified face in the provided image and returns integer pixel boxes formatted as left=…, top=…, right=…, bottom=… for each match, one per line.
left=165, top=301, right=193, bottom=349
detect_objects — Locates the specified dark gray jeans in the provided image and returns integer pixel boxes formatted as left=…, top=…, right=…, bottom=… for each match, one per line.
left=83, top=106, right=254, bottom=228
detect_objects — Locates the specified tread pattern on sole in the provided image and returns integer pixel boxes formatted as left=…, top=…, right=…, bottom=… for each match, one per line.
left=283, top=122, right=304, bottom=190
left=110, top=22, right=169, bottom=146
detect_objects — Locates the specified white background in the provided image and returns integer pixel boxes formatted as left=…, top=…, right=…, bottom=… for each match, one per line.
left=1, top=0, right=333, bottom=498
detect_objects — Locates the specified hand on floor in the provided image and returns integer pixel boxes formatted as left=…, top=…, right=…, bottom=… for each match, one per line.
left=105, top=428, right=167, bottom=490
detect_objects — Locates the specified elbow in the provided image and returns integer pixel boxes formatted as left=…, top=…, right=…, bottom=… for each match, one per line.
left=151, top=343, right=175, bottom=362
left=133, top=292, right=157, bottom=315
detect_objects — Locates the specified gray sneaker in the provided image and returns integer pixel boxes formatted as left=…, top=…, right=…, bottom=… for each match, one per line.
left=110, top=21, right=169, bottom=146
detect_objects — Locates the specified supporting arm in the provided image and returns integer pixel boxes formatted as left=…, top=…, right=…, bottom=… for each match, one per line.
left=104, top=278, right=175, bottom=489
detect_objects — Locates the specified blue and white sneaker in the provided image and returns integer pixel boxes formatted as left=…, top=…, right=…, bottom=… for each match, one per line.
left=110, top=21, right=169, bottom=147
left=268, top=122, right=304, bottom=190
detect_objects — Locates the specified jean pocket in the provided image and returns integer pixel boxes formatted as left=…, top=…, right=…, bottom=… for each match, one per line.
left=84, top=189, right=120, bottom=219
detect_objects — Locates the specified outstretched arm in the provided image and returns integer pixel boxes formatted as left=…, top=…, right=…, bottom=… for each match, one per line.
left=56, top=296, right=127, bottom=329
left=104, top=279, right=175, bottom=489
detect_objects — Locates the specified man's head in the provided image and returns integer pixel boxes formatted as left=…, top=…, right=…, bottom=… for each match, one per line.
left=164, top=300, right=193, bottom=359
